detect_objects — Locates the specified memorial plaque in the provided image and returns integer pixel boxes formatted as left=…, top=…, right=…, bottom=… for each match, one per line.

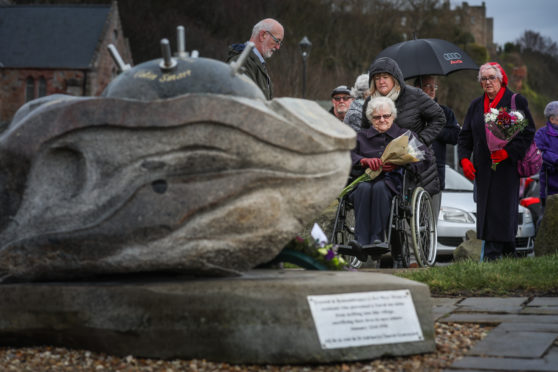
left=307, top=290, right=423, bottom=349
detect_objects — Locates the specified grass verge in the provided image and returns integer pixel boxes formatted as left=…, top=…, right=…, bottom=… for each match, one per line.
left=395, top=253, right=558, bottom=297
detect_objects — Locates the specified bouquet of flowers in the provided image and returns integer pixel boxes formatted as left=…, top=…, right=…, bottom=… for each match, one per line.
left=338, top=130, right=425, bottom=198
left=283, top=236, right=348, bottom=270
left=484, top=107, right=528, bottom=170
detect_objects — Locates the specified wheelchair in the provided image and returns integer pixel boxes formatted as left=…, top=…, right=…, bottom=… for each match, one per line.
left=330, top=166, right=437, bottom=269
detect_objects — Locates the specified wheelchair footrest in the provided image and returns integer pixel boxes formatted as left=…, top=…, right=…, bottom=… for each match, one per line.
left=337, top=240, right=389, bottom=260
left=337, top=242, right=368, bottom=262
left=362, top=242, right=390, bottom=256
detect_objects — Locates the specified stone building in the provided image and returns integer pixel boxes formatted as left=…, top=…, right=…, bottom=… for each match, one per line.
left=0, top=2, right=132, bottom=128
left=453, top=1, right=494, bottom=51
left=398, top=1, right=494, bottom=50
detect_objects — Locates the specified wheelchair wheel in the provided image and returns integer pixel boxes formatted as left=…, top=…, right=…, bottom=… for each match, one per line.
left=390, top=225, right=411, bottom=268
left=410, top=187, right=437, bottom=267
left=331, top=199, right=364, bottom=269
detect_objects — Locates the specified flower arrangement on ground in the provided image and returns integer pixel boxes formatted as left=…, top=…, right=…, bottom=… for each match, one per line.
left=484, top=107, right=528, bottom=170
left=283, top=236, right=348, bottom=270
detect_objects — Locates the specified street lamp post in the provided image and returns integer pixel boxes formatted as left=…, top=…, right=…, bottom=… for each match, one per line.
left=299, top=36, right=312, bottom=98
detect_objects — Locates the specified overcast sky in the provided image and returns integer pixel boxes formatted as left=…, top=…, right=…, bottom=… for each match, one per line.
left=450, top=0, right=558, bottom=47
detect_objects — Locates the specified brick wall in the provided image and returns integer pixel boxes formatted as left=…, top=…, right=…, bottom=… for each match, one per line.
left=0, top=2, right=132, bottom=127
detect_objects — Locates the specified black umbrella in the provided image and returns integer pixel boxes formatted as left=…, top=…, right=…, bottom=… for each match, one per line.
left=375, top=38, right=478, bottom=80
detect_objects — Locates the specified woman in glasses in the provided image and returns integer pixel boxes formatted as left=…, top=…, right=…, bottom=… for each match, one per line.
left=349, top=97, right=434, bottom=248
left=458, top=62, right=536, bottom=261
left=363, top=57, right=446, bottom=148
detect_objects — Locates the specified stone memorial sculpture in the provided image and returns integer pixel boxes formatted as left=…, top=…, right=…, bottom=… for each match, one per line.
left=0, top=39, right=355, bottom=283
left=0, top=30, right=436, bottom=366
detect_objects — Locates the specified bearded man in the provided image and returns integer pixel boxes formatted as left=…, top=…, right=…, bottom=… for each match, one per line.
left=226, top=18, right=284, bottom=100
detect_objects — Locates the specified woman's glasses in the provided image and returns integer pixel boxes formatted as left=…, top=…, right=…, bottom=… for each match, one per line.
left=480, top=75, right=498, bottom=82
left=372, top=114, right=392, bottom=121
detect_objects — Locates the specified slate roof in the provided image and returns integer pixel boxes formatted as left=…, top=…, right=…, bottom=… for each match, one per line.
left=0, top=5, right=111, bottom=69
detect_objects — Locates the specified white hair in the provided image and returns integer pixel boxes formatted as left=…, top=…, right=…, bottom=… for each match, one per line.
left=251, top=19, right=275, bottom=38
left=351, top=74, right=369, bottom=99
left=366, top=96, right=397, bottom=122
left=478, top=63, right=503, bottom=83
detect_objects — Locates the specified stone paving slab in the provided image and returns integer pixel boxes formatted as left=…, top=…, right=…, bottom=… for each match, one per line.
left=450, top=356, right=558, bottom=371
left=439, top=313, right=558, bottom=324
left=495, top=322, right=558, bottom=333
left=529, top=298, right=558, bottom=307
left=444, top=298, right=558, bottom=371
left=455, top=297, right=528, bottom=314
left=521, top=307, right=558, bottom=315
left=467, top=331, right=556, bottom=358
left=546, top=346, right=558, bottom=363
left=432, top=297, right=463, bottom=321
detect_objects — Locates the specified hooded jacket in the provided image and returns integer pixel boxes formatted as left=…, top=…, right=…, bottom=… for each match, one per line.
left=363, top=57, right=446, bottom=146
left=362, top=57, right=443, bottom=195
left=226, top=43, right=273, bottom=100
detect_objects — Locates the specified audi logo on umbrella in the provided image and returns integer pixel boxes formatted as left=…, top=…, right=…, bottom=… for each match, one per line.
left=443, top=52, right=462, bottom=60
left=375, top=38, right=479, bottom=79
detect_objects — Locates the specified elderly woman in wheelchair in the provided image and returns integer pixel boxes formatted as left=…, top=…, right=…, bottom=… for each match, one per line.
left=350, top=97, right=404, bottom=247
left=337, top=96, right=440, bottom=268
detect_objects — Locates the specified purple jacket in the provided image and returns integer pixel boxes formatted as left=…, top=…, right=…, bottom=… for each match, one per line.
left=534, top=122, right=558, bottom=199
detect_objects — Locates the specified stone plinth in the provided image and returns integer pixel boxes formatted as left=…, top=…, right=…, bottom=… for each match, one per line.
left=0, top=270, right=434, bottom=364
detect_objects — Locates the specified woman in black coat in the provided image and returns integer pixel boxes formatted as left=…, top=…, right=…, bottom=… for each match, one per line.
left=458, top=62, right=535, bottom=260
left=350, top=96, right=437, bottom=247
left=363, top=57, right=446, bottom=146
left=362, top=57, right=443, bottom=207
left=350, top=97, right=406, bottom=246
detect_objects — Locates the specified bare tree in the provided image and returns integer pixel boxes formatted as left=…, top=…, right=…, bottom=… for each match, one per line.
left=517, top=30, right=558, bottom=57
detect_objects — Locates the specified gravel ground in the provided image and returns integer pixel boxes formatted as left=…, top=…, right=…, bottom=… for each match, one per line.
left=0, top=322, right=491, bottom=372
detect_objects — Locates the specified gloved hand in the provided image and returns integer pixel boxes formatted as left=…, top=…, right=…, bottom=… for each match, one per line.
left=382, top=162, right=398, bottom=172
left=360, top=158, right=383, bottom=171
left=491, top=149, right=509, bottom=163
left=460, top=158, right=476, bottom=181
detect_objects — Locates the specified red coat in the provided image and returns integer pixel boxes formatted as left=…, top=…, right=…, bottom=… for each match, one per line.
left=458, top=88, right=535, bottom=242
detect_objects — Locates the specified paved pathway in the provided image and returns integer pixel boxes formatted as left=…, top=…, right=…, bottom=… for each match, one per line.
left=433, top=297, right=558, bottom=371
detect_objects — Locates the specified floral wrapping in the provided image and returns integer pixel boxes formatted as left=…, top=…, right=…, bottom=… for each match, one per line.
left=339, top=130, right=425, bottom=198
left=484, top=107, right=528, bottom=170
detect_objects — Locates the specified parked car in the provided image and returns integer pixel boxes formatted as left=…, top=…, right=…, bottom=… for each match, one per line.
left=436, top=166, right=535, bottom=257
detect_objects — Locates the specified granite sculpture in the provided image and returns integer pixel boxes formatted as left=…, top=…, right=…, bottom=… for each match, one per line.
left=0, top=41, right=355, bottom=282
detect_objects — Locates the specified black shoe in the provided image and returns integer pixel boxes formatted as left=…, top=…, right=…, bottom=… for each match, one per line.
left=362, top=240, right=390, bottom=256
left=347, top=240, right=368, bottom=262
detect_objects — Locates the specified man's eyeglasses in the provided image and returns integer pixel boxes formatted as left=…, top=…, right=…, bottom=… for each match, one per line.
left=480, top=75, right=498, bottom=82
left=266, top=31, right=283, bottom=47
left=333, top=96, right=352, bottom=102
left=372, top=114, right=392, bottom=121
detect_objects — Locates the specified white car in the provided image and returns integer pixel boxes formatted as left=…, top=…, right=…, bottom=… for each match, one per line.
left=437, top=166, right=535, bottom=257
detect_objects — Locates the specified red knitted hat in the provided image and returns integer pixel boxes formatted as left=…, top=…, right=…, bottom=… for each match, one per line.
left=489, top=62, right=508, bottom=87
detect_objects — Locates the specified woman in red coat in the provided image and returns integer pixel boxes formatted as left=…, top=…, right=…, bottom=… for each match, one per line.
left=458, top=62, right=535, bottom=261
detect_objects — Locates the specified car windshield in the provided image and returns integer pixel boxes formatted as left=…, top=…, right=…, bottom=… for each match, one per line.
left=444, top=166, right=474, bottom=192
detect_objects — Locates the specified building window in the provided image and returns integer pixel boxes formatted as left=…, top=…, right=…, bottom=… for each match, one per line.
left=113, top=29, right=118, bottom=40
left=25, top=77, right=35, bottom=102
left=38, top=77, right=47, bottom=97
left=401, top=16, right=406, bottom=27
left=471, top=16, right=476, bottom=24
